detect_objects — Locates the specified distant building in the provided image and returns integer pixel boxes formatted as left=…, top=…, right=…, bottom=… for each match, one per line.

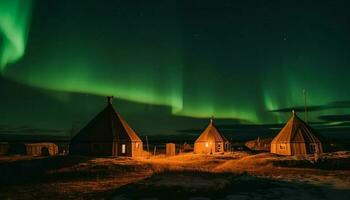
left=25, top=143, right=59, bottom=156
left=245, top=137, right=272, bottom=151
left=4, top=142, right=58, bottom=156
left=271, top=111, right=323, bottom=156
left=0, top=142, right=9, bottom=155
left=70, top=97, right=143, bottom=157
left=180, top=142, right=193, bottom=153
left=194, top=118, right=230, bottom=154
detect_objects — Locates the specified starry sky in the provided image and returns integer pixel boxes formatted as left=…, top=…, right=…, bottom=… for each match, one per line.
left=1, top=0, right=350, bottom=139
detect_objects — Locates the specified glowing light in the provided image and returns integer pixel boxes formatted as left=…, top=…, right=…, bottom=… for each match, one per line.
left=2, top=1, right=350, bottom=126
left=0, top=0, right=32, bottom=70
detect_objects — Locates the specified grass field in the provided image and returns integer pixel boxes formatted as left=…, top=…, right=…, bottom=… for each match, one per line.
left=0, top=151, right=349, bottom=199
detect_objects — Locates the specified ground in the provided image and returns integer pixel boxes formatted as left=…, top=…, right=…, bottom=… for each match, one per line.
left=0, top=151, right=349, bottom=199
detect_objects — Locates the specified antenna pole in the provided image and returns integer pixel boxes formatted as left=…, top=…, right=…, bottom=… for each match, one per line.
left=153, top=146, right=157, bottom=157
left=303, top=89, right=307, bottom=122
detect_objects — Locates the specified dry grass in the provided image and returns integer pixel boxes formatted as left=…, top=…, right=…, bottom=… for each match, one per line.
left=0, top=151, right=350, bottom=199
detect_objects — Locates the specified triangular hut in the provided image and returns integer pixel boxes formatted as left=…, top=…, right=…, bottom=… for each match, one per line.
left=194, top=118, right=230, bottom=154
left=271, top=110, right=323, bottom=156
left=70, top=97, right=143, bottom=157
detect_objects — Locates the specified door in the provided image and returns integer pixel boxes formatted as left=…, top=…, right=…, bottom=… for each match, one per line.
left=121, top=144, right=126, bottom=154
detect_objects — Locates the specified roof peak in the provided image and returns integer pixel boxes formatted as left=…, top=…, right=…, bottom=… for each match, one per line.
left=210, top=116, right=214, bottom=124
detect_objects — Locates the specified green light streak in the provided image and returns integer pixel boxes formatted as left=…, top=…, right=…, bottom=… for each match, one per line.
left=2, top=1, right=350, bottom=125
left=0, top=0, right=32, bottom=70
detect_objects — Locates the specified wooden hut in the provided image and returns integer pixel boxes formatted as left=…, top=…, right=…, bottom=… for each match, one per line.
left=194, top=119, right=230, bottom=154
left=25, top=143, right=59, bottom=156
left=271, top=111, right=323, bottom=156
left=70, top=97, right=143, bottom=157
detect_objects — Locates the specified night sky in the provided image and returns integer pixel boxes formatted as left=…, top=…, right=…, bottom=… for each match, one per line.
left=1, top=0, right=350, bottom=139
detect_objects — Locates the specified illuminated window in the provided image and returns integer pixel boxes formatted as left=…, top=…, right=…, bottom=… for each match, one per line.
left=136, top=143, right=139, bottom=149
left=122, top=144, right=126, bottom=153
left=205, top=142, right=209, bottom=148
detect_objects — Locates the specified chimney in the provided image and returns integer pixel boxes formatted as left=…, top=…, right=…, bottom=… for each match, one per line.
left=107, top=96, right=113, bottom=105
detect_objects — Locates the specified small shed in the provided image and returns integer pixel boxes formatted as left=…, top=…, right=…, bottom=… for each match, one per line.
left=25, top=143, right=59, bottom=156
left=166, top=143, right=176, bottom=156
left=0, top=142, right=9, bottom=155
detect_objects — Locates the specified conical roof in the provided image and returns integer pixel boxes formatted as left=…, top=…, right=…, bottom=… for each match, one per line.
left=271, top=111, right=322, bottom=144
left=195, top=119, right=228, bottom=143
left=72, top=97, right=141, bottom=143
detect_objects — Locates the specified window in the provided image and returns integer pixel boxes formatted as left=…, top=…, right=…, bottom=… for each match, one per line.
left=136, top=143, right=139, bottom=149
left=310, top=144, right=316, bottom=153
left=217, top=144, right=221, bottom=151
left=205, top=142, right=209, bottom=148
left=279, top=143, right=286, bottom=150
left=122, top=144, right=126, bottom=153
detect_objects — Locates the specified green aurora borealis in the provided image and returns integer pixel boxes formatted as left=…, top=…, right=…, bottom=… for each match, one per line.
left=1, top=0, right=350, bottom=136
left=0, top=0, right=32, bottom=70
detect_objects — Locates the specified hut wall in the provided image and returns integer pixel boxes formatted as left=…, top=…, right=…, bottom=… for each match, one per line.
left=26, top=145, right=39, bottom=156
left=71, top=142, right=113, bottom=156
left=272, top=142, right=324, bottom=156
left=112, top=142, right=118, bottom=156
left=71, top=141, right=143, bottom=157
left=70, top=142, right=89, bottom=155
left=270, top=143, right=277, bottom=154
left=194, top=142, right=207, bottom=154
left=194, top=142, right=217, bottom=154
left=51, top=145, right=59, bottom=155
left=290, top=143, right=307, bottom=155
left=89, top=142, right=113, bottom=156
left=271, top=142, right=291, bottom=155
left=25, top=143, right=59, bottom=156
left=131, top=141, right=143, bottom=158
